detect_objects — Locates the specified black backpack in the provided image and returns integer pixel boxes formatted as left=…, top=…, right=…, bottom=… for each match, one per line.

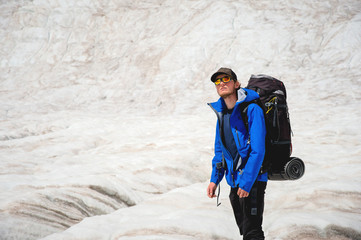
left=241, top=74, right=305, bottom=180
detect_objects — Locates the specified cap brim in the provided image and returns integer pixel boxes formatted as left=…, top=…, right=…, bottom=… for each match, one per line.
left=211, top=72, right=229, bottom=82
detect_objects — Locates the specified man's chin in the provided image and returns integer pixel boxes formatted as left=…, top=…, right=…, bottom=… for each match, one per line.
left=219, top=92, right=233, bottom=98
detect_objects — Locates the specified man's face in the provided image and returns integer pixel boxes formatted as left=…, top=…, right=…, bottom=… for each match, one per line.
left=215, top=74, right=240, bottom=98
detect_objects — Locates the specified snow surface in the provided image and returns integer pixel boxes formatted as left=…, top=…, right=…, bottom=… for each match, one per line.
left=0, top=0, right=361, bottom=239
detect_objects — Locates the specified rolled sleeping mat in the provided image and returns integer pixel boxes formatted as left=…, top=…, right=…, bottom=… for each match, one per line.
left=268, top=157, right=305, bottom=181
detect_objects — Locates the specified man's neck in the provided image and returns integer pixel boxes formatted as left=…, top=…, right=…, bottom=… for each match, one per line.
left=223, top=93, right=238, bottom=110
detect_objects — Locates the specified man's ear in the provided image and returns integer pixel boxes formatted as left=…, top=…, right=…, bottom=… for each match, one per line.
left=235, top=80, right=241, bottom=89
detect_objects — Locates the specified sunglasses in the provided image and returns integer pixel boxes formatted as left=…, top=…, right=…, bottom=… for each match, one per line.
left=214, top=76, right=232, bottom=85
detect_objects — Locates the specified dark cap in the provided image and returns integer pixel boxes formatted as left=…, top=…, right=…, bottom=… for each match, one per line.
left=210, top=67, right=237, bottom=82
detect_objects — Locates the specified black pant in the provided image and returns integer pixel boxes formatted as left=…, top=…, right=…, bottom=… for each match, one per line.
left=229, top=181, right=267, bottom=240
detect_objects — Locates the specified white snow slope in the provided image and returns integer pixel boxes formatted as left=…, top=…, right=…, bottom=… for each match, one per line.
left=1, top=0, right=361, bottom=239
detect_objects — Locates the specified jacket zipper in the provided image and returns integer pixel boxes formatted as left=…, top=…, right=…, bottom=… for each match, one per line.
left=208, top=103, right=234, bottom=173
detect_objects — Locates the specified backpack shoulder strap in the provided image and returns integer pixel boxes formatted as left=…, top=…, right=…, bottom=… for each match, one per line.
left=239, top=99, right=268, bottom=175
left=239, top=99, right=261, bottom=131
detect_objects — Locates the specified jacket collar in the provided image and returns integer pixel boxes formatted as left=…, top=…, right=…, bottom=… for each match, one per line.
left=209, top=88, right=259, bottom=113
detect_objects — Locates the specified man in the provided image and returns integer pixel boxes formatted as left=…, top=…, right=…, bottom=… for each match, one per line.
left=206, top=67, right=268, bottom=239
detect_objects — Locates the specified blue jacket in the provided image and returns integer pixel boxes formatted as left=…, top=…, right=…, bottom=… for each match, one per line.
left=208, top=88, right=267, bottom=193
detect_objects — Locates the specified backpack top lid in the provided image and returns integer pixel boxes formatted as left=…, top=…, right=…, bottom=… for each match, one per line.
left=248, top=74, right=287, bottom=99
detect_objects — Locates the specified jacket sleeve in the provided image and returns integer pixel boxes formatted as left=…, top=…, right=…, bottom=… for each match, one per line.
left=236, top=104, right=266, bottom=192
left=210, top=120, right=225, bottom=185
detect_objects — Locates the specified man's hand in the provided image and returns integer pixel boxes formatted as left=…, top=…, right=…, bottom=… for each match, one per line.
left=207, top=182, right=217, bottom=198
left=237, top=188, right=249, bottom=198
